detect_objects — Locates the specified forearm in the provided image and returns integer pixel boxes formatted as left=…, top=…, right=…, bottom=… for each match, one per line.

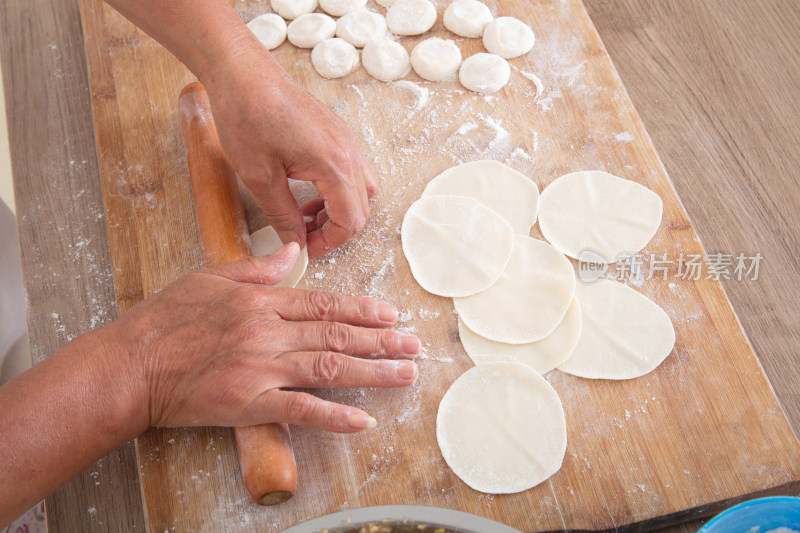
left=0, top=330, right=145, bottom=527
left=104, top=0, right=287, bottom=86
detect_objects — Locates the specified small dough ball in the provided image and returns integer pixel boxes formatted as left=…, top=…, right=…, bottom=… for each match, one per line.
left=287, top=13, right=337, bottom=48
left=375, top=0, right=398, bottom=6
left=336, top=10, right=388, bottom=48
left=311, top=38, right=360, bottom=79
left=443, top=0, right=493, bottom=38
left=411, top=38, right=461, bottom=81
left=270, top=0, right=318, bottom=20
left=362, top=39, right=411, bottom=82
left=483, top=16, right=535, bottom=59
left=320, top=0, right=367, bottom=17
left=247, top=14, right=288, bottom=51
left=386, top=0, right=437, bottom=36
left=459, top=53, right=510, bottom=94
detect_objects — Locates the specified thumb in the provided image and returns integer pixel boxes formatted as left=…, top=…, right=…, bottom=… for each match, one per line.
left=207, top=242, right=300, bottom=285
left=249, top=169, right=307, bottom=248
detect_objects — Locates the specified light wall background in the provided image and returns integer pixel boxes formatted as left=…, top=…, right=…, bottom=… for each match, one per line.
left=0, top=55, right=14, bottom=213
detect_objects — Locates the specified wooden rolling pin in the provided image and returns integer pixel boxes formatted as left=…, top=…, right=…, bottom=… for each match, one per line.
left=179, top=81, right=297, bottom=505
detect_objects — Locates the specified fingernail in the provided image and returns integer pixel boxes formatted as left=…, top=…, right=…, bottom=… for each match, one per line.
left=402, top=335, right=421, bottom=355
left=348, top=412, right=377, bottom=430
left=395, top=360, right=418, bottom=380
left=378, top=303, right=398, bottom=323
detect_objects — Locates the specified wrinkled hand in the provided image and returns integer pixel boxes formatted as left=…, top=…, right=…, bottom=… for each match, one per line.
left=102, top=244, right=419, bottom=432
left=204, top=49, right=378, bottom=258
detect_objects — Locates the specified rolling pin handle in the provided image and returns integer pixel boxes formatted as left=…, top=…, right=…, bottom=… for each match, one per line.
left=179, top=81, right=298, bottom=505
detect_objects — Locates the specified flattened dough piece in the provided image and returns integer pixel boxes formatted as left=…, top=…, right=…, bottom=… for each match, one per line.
left=271, top=0, right=318, bottom=20
left=437, top=362, right=567, bottom=494
left=411, top=38, right=462, bottom=82
left=386, top=0, right=437, bottom=36
left=247, top=14, right=287, bottom=50
left=482, top=16, right=535, bottom=59
left=319, top=0, right=367, bottom=17
left=539, top=170, right=663, bottom=262
left=312, top=38, right=360, bottom=79
left=443, top=0, right=493, bottom=38
left=336, top=10, right=388, bottom=48
left=287, top=13, right=337, bottom=48
left=459, top=53, right=510, bottom=94
left=459, top=297, right=581, bottom=374
left=250, top=226, right=309, bottom=288
left=422, top=160, right=539, bottom=235
left=558, top=279, right=675, bottom=379
left=401, top=195, right=514, bottom=297
left=362, top=39, right=411, bottom=82
left=454, top=236, right=575, bottom=344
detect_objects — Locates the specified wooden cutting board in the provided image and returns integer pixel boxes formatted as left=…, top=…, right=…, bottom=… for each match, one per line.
left=78, top=0, right=800, bottom=530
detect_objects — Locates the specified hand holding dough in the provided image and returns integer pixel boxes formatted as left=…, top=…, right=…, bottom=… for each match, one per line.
left=249, top=226, right=309, bottom=287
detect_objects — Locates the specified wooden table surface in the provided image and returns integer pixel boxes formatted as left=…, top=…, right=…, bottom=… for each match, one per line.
left=2, top=0, right=798, bottom=531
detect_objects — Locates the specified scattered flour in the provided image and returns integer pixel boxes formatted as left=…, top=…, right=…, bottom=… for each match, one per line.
left=481, top=115, right=511, bottom=151
left=456, top=122, right=478, bottom=135
left=510, top=147, right=533, bottom=163
left=392, top=80, right=431, bottom=111
left=516, top=67, right=544, bottom=98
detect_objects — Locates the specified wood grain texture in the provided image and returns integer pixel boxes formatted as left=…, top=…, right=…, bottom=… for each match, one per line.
left=3, top=0, right=799, bottom=530
left=0, top=0, right=145, bottom=530
left=583, top=0, right=800, bottom=433
left=74, top=0, right=800, bottom=531
left=582, top=3, right=800, bottom=528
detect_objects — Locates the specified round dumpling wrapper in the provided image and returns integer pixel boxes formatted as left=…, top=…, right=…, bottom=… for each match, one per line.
left=402, top=195, right=515, bottom=298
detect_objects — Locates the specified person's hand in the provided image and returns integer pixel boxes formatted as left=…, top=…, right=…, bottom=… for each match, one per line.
left=100, top=243, right=419, bottom=432
left=203, top=46, right=378, bottom=258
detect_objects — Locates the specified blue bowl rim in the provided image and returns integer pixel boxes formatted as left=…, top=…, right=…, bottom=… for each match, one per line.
left=698, top=496, right=800, bottom=533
